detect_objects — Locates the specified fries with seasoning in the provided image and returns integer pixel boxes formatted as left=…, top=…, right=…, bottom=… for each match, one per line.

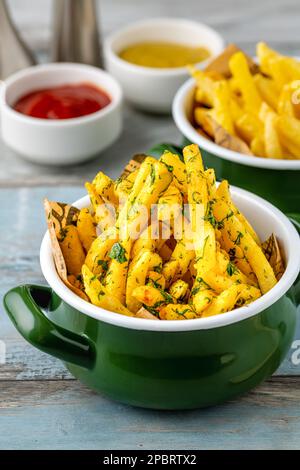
left=45, top=144, right=281, bottom=320
left=190, top=42, right=300, bottom=159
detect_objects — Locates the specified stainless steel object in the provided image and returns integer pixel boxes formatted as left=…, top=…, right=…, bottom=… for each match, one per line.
left=52, top=0, right=103, bottom=67
left=0, top=0, right=36, bottom=79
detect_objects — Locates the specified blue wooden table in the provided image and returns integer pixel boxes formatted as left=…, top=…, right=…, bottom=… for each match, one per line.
left=0, top=0, right=300, bottom=451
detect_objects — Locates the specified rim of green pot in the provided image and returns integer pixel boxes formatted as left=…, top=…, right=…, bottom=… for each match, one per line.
left=173, top=77, right=300, bottom=170
left=40, top=188, right=300, bottom=332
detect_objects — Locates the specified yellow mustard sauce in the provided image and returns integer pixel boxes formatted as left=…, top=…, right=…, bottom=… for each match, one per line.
left=119, top=42, right=210, bottom=68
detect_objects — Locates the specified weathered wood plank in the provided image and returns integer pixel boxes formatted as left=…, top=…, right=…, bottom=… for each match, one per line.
left=0, top=377, right=299, bottom=450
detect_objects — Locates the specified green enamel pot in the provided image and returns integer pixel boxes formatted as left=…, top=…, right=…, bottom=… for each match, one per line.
left=173, top=78, right=300, bottom=227
left=3, top=189, right=300, bottom=410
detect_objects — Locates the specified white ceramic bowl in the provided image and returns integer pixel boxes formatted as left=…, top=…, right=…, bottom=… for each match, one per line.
left=104, top=18, right=225, bottom=113
left=40, top=186, right=300, bottom=331
left=0, top=63, right=123, bottom=165
left=173, top=77, right=300, bottom=170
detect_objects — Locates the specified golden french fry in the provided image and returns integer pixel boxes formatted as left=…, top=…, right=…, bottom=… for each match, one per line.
left=229, top=52, right=262, bottom=113
left=159, top=151, right=187, bottom=194
left=114, top=169, right=139, bottom=204
left=277, top=84, right=294, bottom=117
left=256, top=42, right=281, bottom=75
left=85, top=226, right=117, bottom=275
left=59, top=225, right=85, bottom=276
left=169, top=279, right=189, bottom=301
left=194, top=107, right=215, bottom=138
left=250, top=135, right=266, bottom=157
left=235, top=113, right=263, bottom=144
left=132, top=284, right=174, bottom=309
left=82, top=265, right=133, bottom=316
left=211, top=80, right=235, bottom=134
left=189, top=66, right=215, bottom=107
left=254, top=74, right=278, bottom=110
left=268, top=57, right=291, bottom=91
left=85, top=182, right=115, bottom=231
left=77, top=208, right=97, bottom=252
left=126, top=251, right=162, bottom=313
left=202, top=283, right=261, bottom=317
left=277, top=115, right=300, bottom=153
left=264, top=111, right=283, bottom=159
left=216, top=180, right=260, bottom=244
left=159, top=304, right=198, bottom=320
left=106, top=158, right=172, bottom=304
left=213, top=197, right=277, bottom=293
left=92, top=171, right=118, bottom=206
left=147, top=271, right=166, bottom=289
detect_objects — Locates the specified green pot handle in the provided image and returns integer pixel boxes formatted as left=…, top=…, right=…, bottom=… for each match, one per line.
left=3, top=284, right=95, bottom=369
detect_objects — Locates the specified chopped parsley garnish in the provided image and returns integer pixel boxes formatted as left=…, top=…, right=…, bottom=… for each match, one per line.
left=109, top=242, right=127, bottom=264
left=226, top=261, right=238, bottom=276
left=234, top=231, right=244, bottom=245
left=150, top=165, right=156, bottom=185
left=162, top=162, right=174, bottom=173
left=97, top=260, right=109, bottom=271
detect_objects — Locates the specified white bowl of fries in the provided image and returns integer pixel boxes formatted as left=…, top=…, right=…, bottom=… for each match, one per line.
left=173, top=43, right=300, bottom=219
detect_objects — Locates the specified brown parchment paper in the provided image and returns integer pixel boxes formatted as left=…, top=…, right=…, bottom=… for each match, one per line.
left=44, top=199, right=88, bottom=301
left=261, top=233, right=285, bottom=280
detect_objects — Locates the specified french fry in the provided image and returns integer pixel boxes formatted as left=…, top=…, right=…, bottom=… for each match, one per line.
left=147, top=271, right=166, bottom=289
left=211, top=80, right=235, bottom=134
left=235, top=113, right=263, bottom=144
left=189, top=67, right=215, bottom=107
left=77, top=208, right=97, bottom=252
left=256, top=42, right=281, bottom=75
left=213, top=197, right=277, bottom=293
left=216, top=180, right=260, bottom=244
left=268, top=57, right=291, bottom=91
left=191, top=278, right=215, bottom=315
left=159, top=151, right=187, bottom=194
left=250, top=135, right=266, bottom=157
left=229, top=52, right=262, bottom=114
left=277, top=115, right=300, bottom=155
left=202, top=283, right=261, bottom=317
left=85, top=226, right=117, bottom=275
left=132, top=284, right=174, bottom=310
left=254, top=74, right=278, bottom=110
left=194, top=108, right=215, bottom=138
left=126, top=251, right=162, bottom=313
left=82, top=265, right=133, bottom=316
left=114, top=169, right=139, bottom=204
left=106, top=158, right=172, bottom=304
left=58, top=225, right=85, bottom=276
left=159, top=304, right=198, bottom=320
left=277, top=84, right=294, bottom=117
left=264, top=111, right=283, bottom=159
left=169, top=279, right=189, bottom=301
left=92, top=171, right=118, bottom=206
left=85, top=182, right=115, bottom=231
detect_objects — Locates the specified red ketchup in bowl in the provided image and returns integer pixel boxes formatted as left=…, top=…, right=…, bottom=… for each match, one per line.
left=13, top=83, right=111, bottom=119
